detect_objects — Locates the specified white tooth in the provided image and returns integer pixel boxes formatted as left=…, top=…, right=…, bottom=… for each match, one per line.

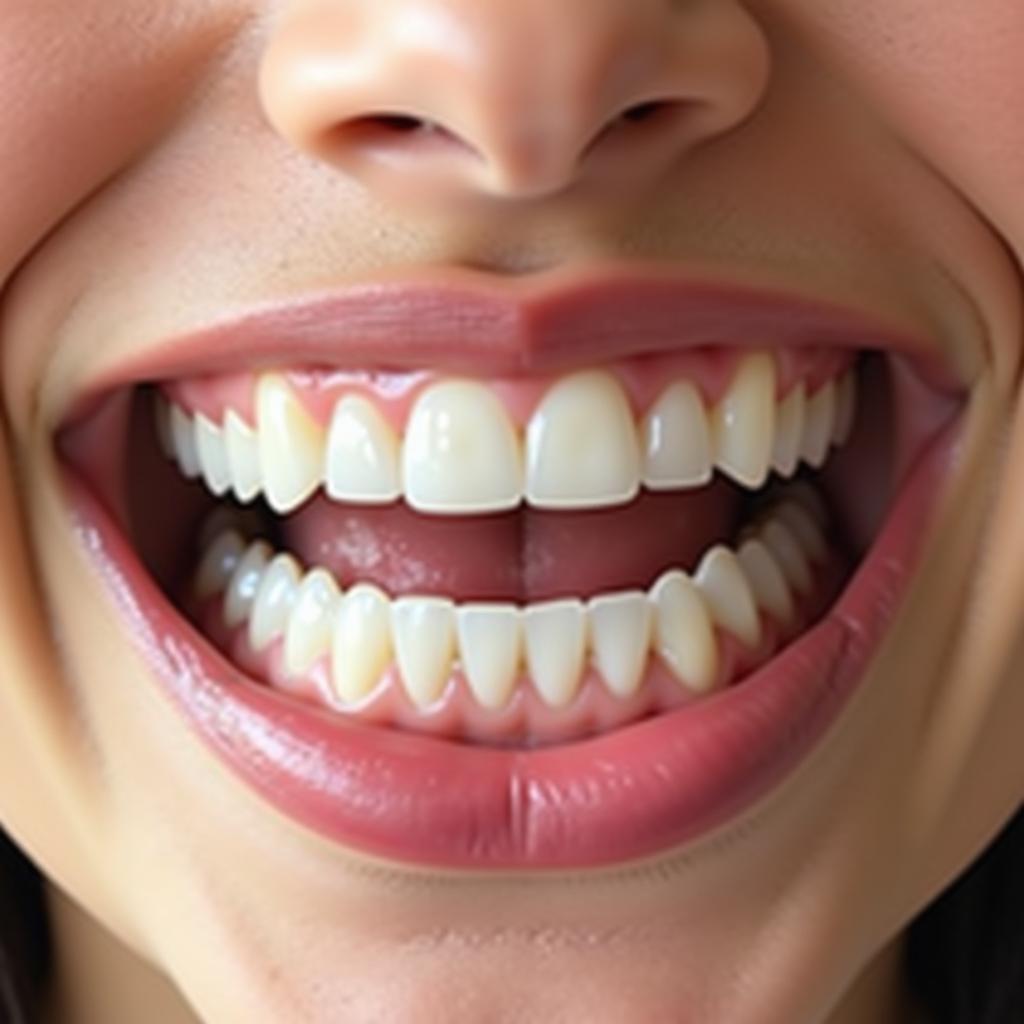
left=256, top=374, right=325, bottom=513
left=525, top=371, right=640, bottom=509
left=799, top=380, right=836, bottom=469
left=641, top=380, right=713, bottom=489
left=775, top=502, right=828, bottom=564
left=712, top=354, right=776, bottom=488
left=283, top=568, right=339, bottom=677
left=759, top=520, right=813, bottom=596
left=224, top=410, right=262, bottom=503
left=195, top=414, right=232, bottom=496
left=392, top=597, right=456, bottom=709
left=223, top=541, right=271, bottom=629
left=784, top=480, right=829, bottom=527
left=650, top=570, right=718, bottom=693
left=403, top=380, right=522, bottom=514
left=325, top=394, right=401, bottom=504
left=195, top=530, right=246, bottom=600
left=170, top=404, right=201, bottom=478
left=248, top=553, right=301, bottom=653
left=155, top=395, right=174, bottom=458
left=832, top=369, right=857, bottom=445
left=524, top=599, right=587, bottom=707
left=456, top=604, right=522, bottom=711
left=737, top=538, right=795, bottom=624
left=694, top=545, right=762, bottom=649
left=331, top=584, right=393, bottom=705
left=772, top=384, right=805, bottom=478
left=587, top=591, right=652, bottom=699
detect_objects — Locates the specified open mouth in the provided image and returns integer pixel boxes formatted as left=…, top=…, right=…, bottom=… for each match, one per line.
left=57, top=269, right=963, bottom=869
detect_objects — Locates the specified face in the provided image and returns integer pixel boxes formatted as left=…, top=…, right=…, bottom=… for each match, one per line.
left=2, top=2, right=1023, bottom=1022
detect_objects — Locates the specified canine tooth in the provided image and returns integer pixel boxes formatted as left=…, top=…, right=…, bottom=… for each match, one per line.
left=392, top=597, right=456, bottom=709
left=283, top=569, right=339, bottom=677
left=195, top=530, right=246, bottom=600
left=799, top=380, right=835, bottom=468
left=155, top=396, right=174, bottom=458
left=224, top=410, right=261, bottom=503
left=170, top=404, right=201, bottom=478
left=759, top=520, right=813, bottom=595
left=524, top=600, right=587, bottom=707
left=256, top=374, right=325, bottom=513
left=248, top=553, right=301, bottom=653
left=587, top=591, right=652, bottom=699
left=737, top=538, right=795, bottom=624
left=403, top=380, right=522, bottom=513
left=694, top=546, right=762, bottom=649
left=832, top=369, right=857, bottom=445
left=325, top=395, right=401, bottom=504
left=712, top=353, right=775, bottom=488
left=641, top=380, right=713, bottom=489
left=650, top=570, right=717, bottom=693
left=775, top=502, right=828, bottom=564
left=772, top=384, right=805, bottom=478
left=456, top=604, right=522, bottom=711
left=195, top=415, right=232, bottom=496
left=331, top=584, right=392, bottom=705
left=525, top=371, right=640, bottom=509
left=224, top=541, right=271, bottom=629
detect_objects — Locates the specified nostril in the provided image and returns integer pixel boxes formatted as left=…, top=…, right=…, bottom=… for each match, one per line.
left=327, top=113, right=475, bottom=158
left=619, top=100, right=670, bottom=123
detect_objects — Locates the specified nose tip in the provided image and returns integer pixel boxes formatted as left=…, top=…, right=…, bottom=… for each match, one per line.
left=259, top=0, right=771, bottom=206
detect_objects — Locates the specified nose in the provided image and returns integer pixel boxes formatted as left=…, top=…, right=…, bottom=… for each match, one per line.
left=259, top=0, right=771, bottom=206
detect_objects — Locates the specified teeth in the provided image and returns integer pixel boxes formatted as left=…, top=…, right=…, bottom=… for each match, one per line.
left=771, top=384, right=805, bottom=478
left=525, top=371, right=640, bottom=509
left=712, top=354, right=776, bottom=488
left=330, top=584, right=392, bottom=705
left=325, top=395, right=401, bottom=505
left=832, top=368, right=857, bottom=445
left=223, top=541, right=271, bottom=629
left=455, top=604, right=522, bottom=711
left=758, top=520, right=813, bottom=596
left=195, top=529, right=245, bottom=600
left=248, top=553, right=301, bottom=653
left=799, top=380, right=836, bottom=469
left=391, top=597, right=456, bottom=709
left=224, top=410, right=261, bottom=503
left=283, top=569, right=339, bottom=677
left=775, top=502, right=827, bottom=564
left=256, top=374, right=325, bottom=513
left=404, top=380, right=522, bottom=514
left=736, top=538, right=795, bottom=624
left=170, top=403, right=201, bottom=479
left=694, top=545, right=762, bottom=649
left=641, top=381, right=713, bottom=489
left=650, top=570, right=718, bottom=694
left=587, top=591, right=652, bottom=699
left=524, top=600, right=587, bottom=707
left=195, top=415, right=232, bottom=496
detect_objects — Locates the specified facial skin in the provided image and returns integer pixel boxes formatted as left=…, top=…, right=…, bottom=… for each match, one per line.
left=1, top=2, right=1024, bottom=1022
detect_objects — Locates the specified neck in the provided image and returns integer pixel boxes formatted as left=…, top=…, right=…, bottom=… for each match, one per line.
left=826, top=933, right=930, bottom=1024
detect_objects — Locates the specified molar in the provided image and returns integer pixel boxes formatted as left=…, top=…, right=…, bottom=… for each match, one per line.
left=223, top=540, right=272, bottom=629
left=799, top=380, right=836, bottom=468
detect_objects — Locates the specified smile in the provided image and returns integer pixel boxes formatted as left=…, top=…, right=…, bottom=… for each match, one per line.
left=57, top=264, right=963, bottom=869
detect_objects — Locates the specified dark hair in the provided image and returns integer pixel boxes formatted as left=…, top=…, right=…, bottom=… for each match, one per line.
left=1, top=809, right=1022, bottom=1022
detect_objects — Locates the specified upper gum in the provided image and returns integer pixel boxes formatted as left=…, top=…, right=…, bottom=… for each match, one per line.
left=163, top=347, right=855, bottom=432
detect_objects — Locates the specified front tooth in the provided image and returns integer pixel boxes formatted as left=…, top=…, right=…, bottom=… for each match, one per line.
left=256, top=374, right=325, bottom=513
left=759, top=520, right=813, bottom=595
left=736, top=538, right=795, bottom=624
left=325, top=394, right=401, bottom=504
left=525, top=371, right=640, bottom=509
left=403, top=380, right=522, bottom=513
left=224, top=541, right=271, bottom=629
left=195, top=529, right=245, bottom=600
left=330, top=584, right=392, bottom=705
left=799, top=380, right=836, bottom=468
left=248, top=553, right=301, bottom=653
left=650, top=570, right=718, bottom=693
left=641, top=380, right=713, bottom=489
left=224, top=410, right=261, bottom=503
left=694, top=546, right=762, bottom=649
left=283, top=568, right=340, bottom=677
left=712, top=353, right=776, bottom=488
left=170, top=404, right=201, bottom=478
left=195, top=415, right=232, bottom=496
left=392, top=597, right=456, bottom=709
left=832, top=369, right=857, bottom=445
left=456, top=604, right=522, bottom=711
left=587, top=591, right=652, bottom=699
left=772, top=384, right=805, bottom=478
left=524, top=600, right=587, bottom=708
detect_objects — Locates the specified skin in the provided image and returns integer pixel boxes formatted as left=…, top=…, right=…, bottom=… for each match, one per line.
left=1, top=1, right=1023, bottom=1021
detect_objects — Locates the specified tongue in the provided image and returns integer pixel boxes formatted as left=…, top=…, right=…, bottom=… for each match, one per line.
left=282, top=480, right=743, bottom=603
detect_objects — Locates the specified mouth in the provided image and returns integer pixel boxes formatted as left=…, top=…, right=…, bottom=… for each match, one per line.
left=57, top=265, right=963, bottom=869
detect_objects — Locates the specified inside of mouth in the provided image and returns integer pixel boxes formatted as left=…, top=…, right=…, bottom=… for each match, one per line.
left=67, top=349, right=913, bottom=748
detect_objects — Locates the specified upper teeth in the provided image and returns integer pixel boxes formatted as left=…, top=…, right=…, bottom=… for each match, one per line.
left=158, top=354, right=857, bottom=515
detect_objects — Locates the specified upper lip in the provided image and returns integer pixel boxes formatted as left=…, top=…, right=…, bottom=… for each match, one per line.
left=84, top=259, right=951, bottom=397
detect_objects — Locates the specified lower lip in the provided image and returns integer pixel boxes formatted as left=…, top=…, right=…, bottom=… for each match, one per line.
left=63, top=424, right=953, bottom=870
